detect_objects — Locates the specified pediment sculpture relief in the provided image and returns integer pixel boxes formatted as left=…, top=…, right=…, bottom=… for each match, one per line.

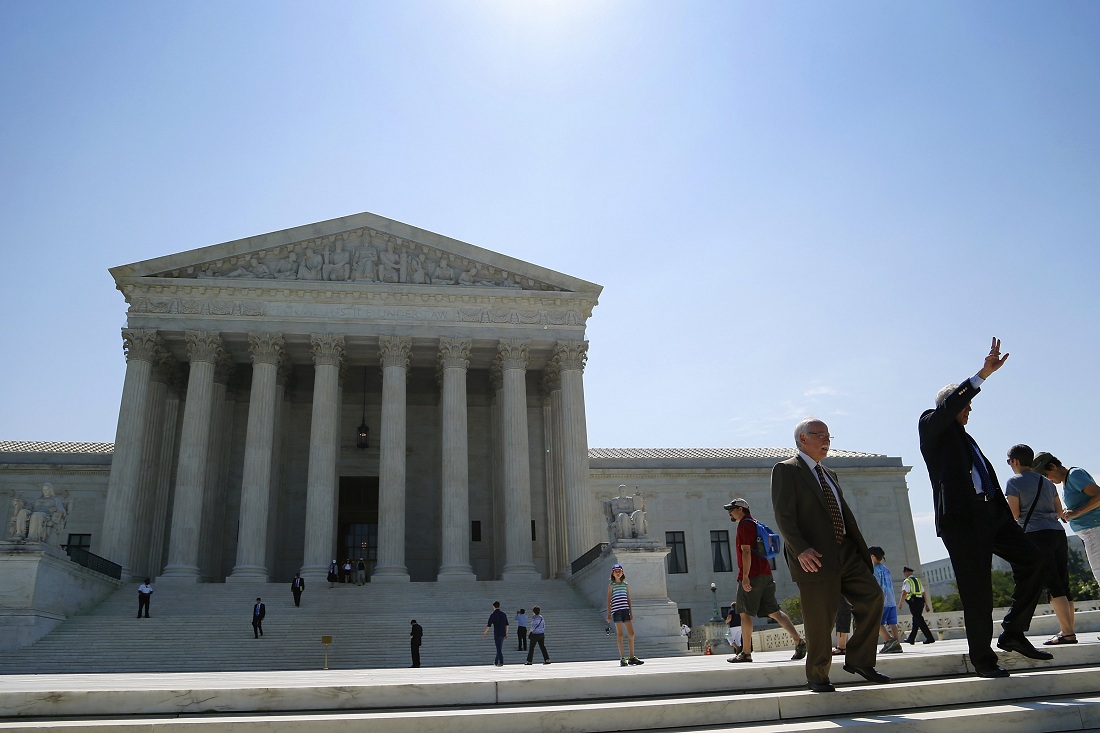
left=155, top=229, right=563, bottom=292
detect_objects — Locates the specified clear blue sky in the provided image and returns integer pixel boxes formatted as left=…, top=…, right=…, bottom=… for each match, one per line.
left=2, top=1, right=1098, bottom=564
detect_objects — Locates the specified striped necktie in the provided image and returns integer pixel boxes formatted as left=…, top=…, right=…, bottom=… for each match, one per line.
left=815, top=465, right=846, bottom=545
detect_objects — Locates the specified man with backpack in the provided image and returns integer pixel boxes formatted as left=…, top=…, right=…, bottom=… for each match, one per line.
left=723, top=497, right=806, bottom=665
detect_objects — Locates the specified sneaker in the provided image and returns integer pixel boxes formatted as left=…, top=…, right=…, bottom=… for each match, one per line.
left=879, top=639, right=896, bottom=653
left=524, top=661, right=532, bottom=665
left=884, top=643, right=903, bottom=654
left=726, top=653, right=753, bottom=663
left=628, top=657, right=644, bottom=665
left=791, top=639, right=807, bottom=661
left=543, top=660, right=551, bottom=664
left=620, top=657, right=628, bottom=667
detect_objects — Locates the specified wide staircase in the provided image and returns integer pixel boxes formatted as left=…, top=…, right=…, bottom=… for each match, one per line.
left=0, top=578, right=681, bottom=674
left=1, top=637, right=1098, bottom=732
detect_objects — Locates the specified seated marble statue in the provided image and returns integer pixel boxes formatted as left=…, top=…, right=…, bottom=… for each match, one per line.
left=10, top=483, right=70, bottom=544
left=378, top=243, right=402, bottom=283
left=431, top=256, right=456, bottom=285
left=270, top=253, right=297, bottom=279
left=322, top=243, right=351, bottom=281
left=409, top=256, right=430, bottom=284
left=352, top=245, right=378, bottom=282
left=297, top=248, right=324, bottom=280
left=603, top=494, right=648, bottom=542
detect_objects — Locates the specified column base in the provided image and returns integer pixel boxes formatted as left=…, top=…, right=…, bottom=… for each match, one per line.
left=371, top=567, right=410, bottom=583
left=227, top=566, right=270, bottom=583
left=436, top=565, right=476, bottom=581
left=501, top=564, right=541, bottom=581
left=158, top=564, right=200, bottom=582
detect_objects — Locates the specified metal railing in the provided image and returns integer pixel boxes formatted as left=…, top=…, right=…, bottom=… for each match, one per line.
left=62, top=545, right=122, bottom=580
left=570, top=542, right=609, bottom=576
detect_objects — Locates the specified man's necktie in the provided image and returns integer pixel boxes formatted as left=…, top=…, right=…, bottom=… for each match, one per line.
left=815, top=464, right=845, bottom=545
left=966, top=435, right=993, bottom=494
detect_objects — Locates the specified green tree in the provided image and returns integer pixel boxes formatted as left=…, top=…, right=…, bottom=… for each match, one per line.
left=781, top=595, right=803, bottom=625
left=1068, top=549, right=1099, bottom=601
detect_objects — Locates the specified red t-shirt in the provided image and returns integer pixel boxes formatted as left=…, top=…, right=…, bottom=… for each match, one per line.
left=735, top=517, right=772, bottom=579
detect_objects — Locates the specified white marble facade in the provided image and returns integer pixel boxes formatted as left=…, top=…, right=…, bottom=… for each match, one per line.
left=91, top=211, right=606, bottom=584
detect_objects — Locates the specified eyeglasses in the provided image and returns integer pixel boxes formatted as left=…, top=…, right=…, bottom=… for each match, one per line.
left=807, top=432, right=834, bottom=440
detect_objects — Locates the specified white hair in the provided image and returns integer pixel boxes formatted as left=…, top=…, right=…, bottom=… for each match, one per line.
left=793, top=417, right=822, bottom=449
left=935, top=384, right=958, bottom=407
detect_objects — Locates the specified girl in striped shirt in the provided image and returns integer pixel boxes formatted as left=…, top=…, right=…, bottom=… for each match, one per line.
left=606, top=563, right=643, bottom=666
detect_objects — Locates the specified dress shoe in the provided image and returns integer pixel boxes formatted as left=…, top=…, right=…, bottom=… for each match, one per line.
left=843, top=665, right=890, bottom=684
left=791, top=639, right=807, bottom=660
left=923, top=638, right=936, bottom=644
left=997, top=632, right=1054, bottom=660
left=809, top=682, right=836, bottom=693
left=974, top=665, right=1010, bottom=678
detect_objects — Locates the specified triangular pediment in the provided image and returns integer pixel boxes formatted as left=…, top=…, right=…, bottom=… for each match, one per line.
left=111, top=211, right=601, bottom=295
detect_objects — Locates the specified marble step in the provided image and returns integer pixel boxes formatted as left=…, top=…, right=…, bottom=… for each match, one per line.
left=0, top=661, right=1098, bottom=733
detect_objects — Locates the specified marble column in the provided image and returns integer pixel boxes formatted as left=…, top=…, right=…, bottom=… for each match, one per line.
left=149, top=369, right=182, bottom=578
left=98, top=329, right=162, bottom=579
left=373, top=335, right=411, bottom=582
left=498, top=339, right=539, bottom=580
left=542, top=367, right=569, bottom=578
left=229, top=333, right=285, bottom=582
left=300, top=334, right=345, bottom=582
left=555, top=340, right=599, bottom=562
left=129, top=355, right=171, bottom=578
left=199, top=357, right=234, bottom=581
left=437, top=338, right=475, bottom=581
left=162, top=331, right=224, bottom=581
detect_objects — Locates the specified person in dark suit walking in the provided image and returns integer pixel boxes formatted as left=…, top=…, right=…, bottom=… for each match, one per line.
left=410, top=619, right=423, bottom=667
left=252, top=597, right=266, bottom=638
left=291, top=574, right=305, bottom=607
left=772, top=418, right=888, bottom=693
left=918, top=337, right=1050, bottom=678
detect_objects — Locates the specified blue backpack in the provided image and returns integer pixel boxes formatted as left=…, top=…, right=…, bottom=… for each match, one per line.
left=752, top=519, right=782, bottom=559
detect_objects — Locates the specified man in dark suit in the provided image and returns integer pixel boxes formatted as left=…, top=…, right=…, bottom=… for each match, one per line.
left=410, top=619, right=423, bottom=668
left=772, top=418, right=888, bottom=693
left=252, top=597, right=266, bottom=638
left=918, top=337, right=1050, bottom=678
left=291, top=574, right=305, bottom=607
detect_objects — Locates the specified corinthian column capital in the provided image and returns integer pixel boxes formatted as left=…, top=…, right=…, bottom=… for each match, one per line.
left=248, top=333, right=286, bottom=366
left=310, top=334, right=346, bottom=367
left=184, top=331, right=225, bottom=364
left=379, top=336, right=412, bottom=370
left=122, top=329, right=163, bottom=363
left=553, top=340, right=589, bottom=372
left=438, top=338, right=472, bottom=370
left=496, top=339, right=530, bottom=371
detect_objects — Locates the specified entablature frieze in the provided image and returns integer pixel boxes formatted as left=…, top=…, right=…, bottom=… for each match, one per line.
left=117, top=283, right=596, bottom=330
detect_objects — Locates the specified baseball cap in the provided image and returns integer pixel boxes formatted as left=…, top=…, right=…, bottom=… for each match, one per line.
left=723, top=498, right=750, bottom=511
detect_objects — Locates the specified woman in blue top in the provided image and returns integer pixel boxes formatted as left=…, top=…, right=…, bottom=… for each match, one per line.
left=1007, top=445, right=1075, bottom=644
left=1035, top=452, right=1100, bottom=590
left=606, top=564, right=643, bottom=667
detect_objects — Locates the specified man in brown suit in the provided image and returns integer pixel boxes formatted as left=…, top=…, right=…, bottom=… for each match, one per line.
left=772, top=418, right=888, bottom=693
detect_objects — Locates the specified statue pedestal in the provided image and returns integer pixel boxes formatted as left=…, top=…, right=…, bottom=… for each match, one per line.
left=569, top=541, right=685, bottom=656
left=0, top=542, right=122, bottom=651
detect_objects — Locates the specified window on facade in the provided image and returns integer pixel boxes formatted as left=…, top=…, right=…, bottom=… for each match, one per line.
left=67, top=533, right=91, bottom=549
left=710, top=530, right=733, bottom=573
left=471, top=521, right=482, bottom=542
left=666, top=531, right=688, bottom=574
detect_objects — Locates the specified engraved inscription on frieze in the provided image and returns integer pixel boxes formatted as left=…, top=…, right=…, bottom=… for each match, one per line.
left=154, top=227, right=563, bottom=292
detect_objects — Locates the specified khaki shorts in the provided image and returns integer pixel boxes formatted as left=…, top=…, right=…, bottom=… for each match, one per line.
left=736, top=573, right=780, bottom=618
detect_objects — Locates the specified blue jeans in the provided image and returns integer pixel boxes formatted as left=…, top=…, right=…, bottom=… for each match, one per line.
left=493, top=634, right=505, bottom=664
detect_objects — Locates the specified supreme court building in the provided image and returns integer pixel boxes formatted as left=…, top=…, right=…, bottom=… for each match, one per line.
left=94, top=211, right=605, bottom=585
left=2, top=212, right=921, bottom=631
